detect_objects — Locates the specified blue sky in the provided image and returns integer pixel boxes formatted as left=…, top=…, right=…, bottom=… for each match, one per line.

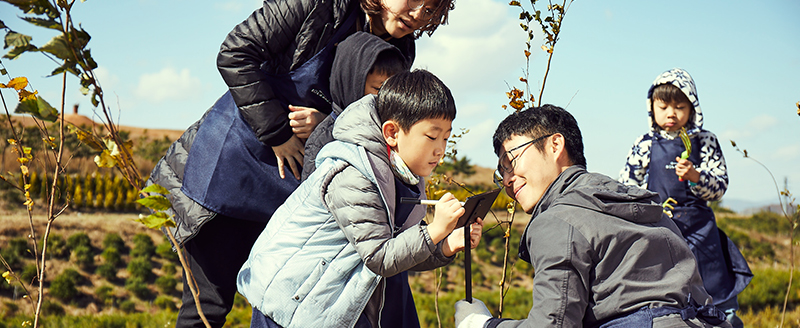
left=1, top=0, right=798, bottom=211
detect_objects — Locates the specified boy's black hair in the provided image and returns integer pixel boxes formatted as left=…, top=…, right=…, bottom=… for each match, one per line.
left=650, top=83, right=696, bottom=123
left=361, top=0, right=454, bottom=38
left=376, top=69, right=456, bottom=131
left=492, top=105, right=587, bottom=167
left=369, top=49, right=408, bottom=77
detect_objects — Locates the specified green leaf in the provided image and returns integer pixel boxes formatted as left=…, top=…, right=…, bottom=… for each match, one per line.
left=136, top=195, right=171, bottom=211
left=3, top=44, right=38, bottom=60
left=21, top=17, right=61, bottom=31
left=38, top=34, right=71, bottom=61
left=82, top=49, right=97, bottom=70
left=4, top=31, right=33, bottom=49
left=135, top=212, right=176, bottom=230
left=14, top=95, right=58, bottom=122
left=142, top=184, right=169, bottom=196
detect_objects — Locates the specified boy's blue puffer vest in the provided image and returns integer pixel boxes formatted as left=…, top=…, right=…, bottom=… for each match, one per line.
left=237, top=140, right=390, bottom=328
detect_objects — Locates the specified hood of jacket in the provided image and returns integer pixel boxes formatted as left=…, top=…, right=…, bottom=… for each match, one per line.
left=646, top=68, right=704, bottom=137
left=532, top=166, right=664, bottom=225
left=327, top=94, right=391, bottom=167
left=329, top=32, right=407, bottom=116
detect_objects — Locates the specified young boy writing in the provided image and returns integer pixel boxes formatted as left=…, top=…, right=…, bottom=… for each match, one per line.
left=302, top=31, right=409, bottom=181
left=620, top=68, right=752, bottom=327
left=237, top=69, right=483, bottom=328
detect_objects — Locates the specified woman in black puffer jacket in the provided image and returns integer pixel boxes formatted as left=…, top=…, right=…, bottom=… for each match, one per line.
left=147, top=0, right=455, bottom=326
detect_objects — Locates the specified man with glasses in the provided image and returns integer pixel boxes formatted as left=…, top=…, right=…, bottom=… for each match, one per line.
left=455, top=105, right=732, bottom=328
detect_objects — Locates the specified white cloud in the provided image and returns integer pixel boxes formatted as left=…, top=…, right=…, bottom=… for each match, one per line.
left=749, top=114, right=778, bottom=132
left=134, top=67, right=203, bottom=103
left=414, top=0, right=528, bottom=94
left=93, top=66, right=119, bottom=91
left=773, top=144, right=800, bottom=161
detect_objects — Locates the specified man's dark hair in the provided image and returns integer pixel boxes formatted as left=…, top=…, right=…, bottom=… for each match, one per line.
left=369, top=49, right=408, bottom=77
left=377, top=69, right=456, bottom=131
left=649, top=83, right=696, bottom=128
left=361, top=0, right=455, bottom=38
left=492, top=105, right=587, bottom=167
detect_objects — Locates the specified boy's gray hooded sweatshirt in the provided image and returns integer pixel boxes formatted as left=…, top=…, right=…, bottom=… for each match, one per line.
left=490, top=166, right=713, bottom=327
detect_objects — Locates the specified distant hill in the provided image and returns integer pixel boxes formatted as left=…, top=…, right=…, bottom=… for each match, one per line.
left=7, top=113, right=184, bottom=142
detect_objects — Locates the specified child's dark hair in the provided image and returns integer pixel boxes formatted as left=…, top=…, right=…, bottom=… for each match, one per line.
left=650, top=83, right=696, bottom=124
left=361, top=0, right=455, bottom=38
left=492, top=105, right=587, bottom=167
left=369, top=49, right=408, bottom=77
left=377, top=69, right=456, bottom=131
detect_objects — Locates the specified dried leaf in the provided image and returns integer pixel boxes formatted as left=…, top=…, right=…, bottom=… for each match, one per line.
left=94, top=150, right=117, bottom=168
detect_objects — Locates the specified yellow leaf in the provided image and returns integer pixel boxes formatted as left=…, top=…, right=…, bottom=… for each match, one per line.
left=2, top=271, right=13, bottom=284
left=18, top=89, right=37, bottom=102
left=1, top=77, right=28, bottom=91
left=17, top=157, right=29, bottom=165
left=7, top=139, right=16, bottom=146
left=20, top=165, right=28, bottom=176
left=94, top=151, right=118, bottom=168
left=24, top=184, right=31, bottom=191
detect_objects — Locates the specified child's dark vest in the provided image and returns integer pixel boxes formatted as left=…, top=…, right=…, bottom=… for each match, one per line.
left=181, top=11, right=358, bottom=221
left=648, top=133, right=752, bottom=305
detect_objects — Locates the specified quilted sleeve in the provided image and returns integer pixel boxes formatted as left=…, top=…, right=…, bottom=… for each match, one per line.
left=216, top=0, right=314, bottom=146
left=324, top=166, right=440, bottom=277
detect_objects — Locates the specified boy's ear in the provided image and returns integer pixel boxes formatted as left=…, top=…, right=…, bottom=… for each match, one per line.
left=382, top=121, right=400, bottom=147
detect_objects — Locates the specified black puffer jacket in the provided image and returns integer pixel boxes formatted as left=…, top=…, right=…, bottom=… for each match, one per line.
left=150, top=0, right=415, bottom=248
left=217, top=0, right=414, bottom=147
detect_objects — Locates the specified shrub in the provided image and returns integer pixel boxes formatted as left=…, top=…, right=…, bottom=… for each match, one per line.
left=20, top=263, right=38, bottom=284
left=130, top=233, right=155, bottom=259
left=738, top=267, right=800, bottom=311
left=155, top=276, right=178, bottom=294
left=154, top=295, right=177, bottom=311
left=125, top=276, right=151, bottom=299
left=40, top=234, right=69, bottom=259
left=96, top=263, right=118, bottom=280
left=1, top=237, right=30, bottom=266
left=162, top=263, right=177, bottom=276
left=101, top=247, right=122, bottom=267
left=102, top=233, right=127, bottom=253
left=127, top=257, right=152, bottom=280
left=119, top=299, right=136, bottom=313
left=40, top=299, right=65, bottom=316
left=71, top=244, right=94, bottom=269
left=50, top=269, right=81, bottom=301
left=66, top=232, right=91, bottom=250
left=156, top=241, right=178, bottom=262
left=95, top=285, right=115, bottom=307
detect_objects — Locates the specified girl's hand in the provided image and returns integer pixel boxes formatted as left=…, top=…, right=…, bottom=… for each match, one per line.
left=272, top=135, right=305, bottom=180
left=288, top=105, right=326, bottom=139
left=428, top=193, right=465, bottom=244
left=442, top=218, right=484, bottom=257
left=675, top=157, right=700, bottom=183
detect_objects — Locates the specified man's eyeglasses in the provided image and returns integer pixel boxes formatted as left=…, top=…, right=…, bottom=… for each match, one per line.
left=493, top=134, right=553, bottom=188
left=407, top=0, right=435, bottom=21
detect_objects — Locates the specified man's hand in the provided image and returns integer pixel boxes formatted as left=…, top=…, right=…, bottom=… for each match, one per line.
left=272, top=135, right=305, bottom=180
left=288, top=105, right=326, bottom=139
left=455, top=298, right=493, bottom=328
left=675, top=157, right=700, bottom=183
